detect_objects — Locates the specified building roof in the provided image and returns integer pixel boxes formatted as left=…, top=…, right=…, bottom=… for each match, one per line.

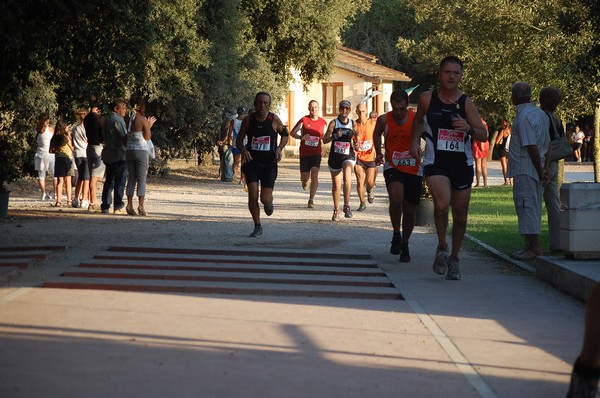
left=334, top=46, right=411, bottom=83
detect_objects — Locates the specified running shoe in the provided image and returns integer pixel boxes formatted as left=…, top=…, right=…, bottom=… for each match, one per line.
left=332, top=209, right=340, bottom=221
left=264, top=203, right=274, bottom=216
left=367, top=189, right=375, bottom=204
left=343, top=204, right=352, bottom=218
left=249, top=225, right=263, bottom=237
left=433, top=247, right=448, bottom=275
left=43, top=194, right=51, bottom=201
left=302, top=180, right=310, bottom=190
left=357, top=203, right=366, bottom=212
left=81, top=200, right=89, bottom=210
left=307, top=199, right=314, bottom=209
left=446, top=257, right=461, bottom=280
left=399, top=243, right=411, bottom=262
left=390, top=234, right=402, bottom=255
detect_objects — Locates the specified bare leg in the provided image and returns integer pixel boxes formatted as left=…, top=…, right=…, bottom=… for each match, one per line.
left=330, top=170, right=342, bottom=210
left=309, top=167, right=319, bottom=200
left=354, top=165, right=366, bottom=205
left=449, top=187, right=471, bottom=260
left=342, top=162, right=353, bottom=207
left=474, top=158, right=481, bottom=186
left=247, top=182, right=260, bottom=225
left=481, top=158, right=488, bottom=187
left=65, top=176, right=72, bottom=203
left=427, top=175, right=451, bottom=250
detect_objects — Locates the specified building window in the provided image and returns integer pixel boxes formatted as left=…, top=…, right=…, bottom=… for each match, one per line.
left=322, top=83, right=343, bottom=116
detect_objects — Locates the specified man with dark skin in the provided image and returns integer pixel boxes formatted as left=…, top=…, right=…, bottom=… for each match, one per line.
left=236, top=92, right=288, bottom=237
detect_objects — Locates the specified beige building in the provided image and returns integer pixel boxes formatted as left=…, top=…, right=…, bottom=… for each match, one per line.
left=280, top=46, right=411, bottom=150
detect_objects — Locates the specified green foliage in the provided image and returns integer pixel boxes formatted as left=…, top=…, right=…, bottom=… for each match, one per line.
left=0, top=104, right=29, bottom=190
left=397, top=0, right=595, bottom=121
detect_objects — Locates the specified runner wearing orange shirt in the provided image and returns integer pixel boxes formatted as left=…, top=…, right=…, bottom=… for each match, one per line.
left=374, top=90, right=422, bottom=262
left=353, top=102, right=377, bottom=211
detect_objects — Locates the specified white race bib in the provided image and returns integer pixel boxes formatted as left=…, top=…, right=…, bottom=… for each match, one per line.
left=391, top=150, right=416, bottom=167
left=251, top=136, right=271, bottom=151
left=304, top=135, right=319, bottom=147
left=357, top=140, right=373, bottom=152
left=437, top=129, right=466, bottom=152
left=333, top=141, right=351, bottom=155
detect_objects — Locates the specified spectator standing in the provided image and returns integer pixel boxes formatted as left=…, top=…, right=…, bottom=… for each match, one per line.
left=572, top=126, right=585, bottom=162
left=582, top=124, right=593, bottom=162
left=410, top=56, right=487, bottom=280
left=507, top=82, right=550, bottom=260
left=289, top=100, right=327, bottom=208
left=495, top=119, right=512, bottom=186
left=71, top=109, right=89, bottom=209
left=33, top=113, right=57, bottom=200
left=49, top=119, right=74, bottom=207
left=539, top=86, right=564, bottom=253
left=231, top=107, right=248, bottom=186
left=83, top=99, right=105, bottom=211
left=100, top=98, right=128, bottom=214
left=217, top=108, right=235, bottom=182
left=473, top=114, right=490, bottom=187
left=125, top=96, right=156, bottom=216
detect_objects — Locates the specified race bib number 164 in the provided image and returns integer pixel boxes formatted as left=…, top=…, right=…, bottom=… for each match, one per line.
left=437, top=129, right=465, bottom=152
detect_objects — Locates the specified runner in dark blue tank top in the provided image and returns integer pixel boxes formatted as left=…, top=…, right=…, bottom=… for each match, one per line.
left=410, top=56, right=487, bottom=281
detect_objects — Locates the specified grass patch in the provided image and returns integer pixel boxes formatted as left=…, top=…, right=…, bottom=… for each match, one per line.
left=467, top=186, right=549, bottom=255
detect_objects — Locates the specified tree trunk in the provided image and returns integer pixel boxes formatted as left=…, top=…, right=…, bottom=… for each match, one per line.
left=595, top=100, right=600, bottom=183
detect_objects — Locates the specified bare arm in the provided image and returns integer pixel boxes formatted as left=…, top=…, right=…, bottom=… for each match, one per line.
left=323, top=120, right=336, bottom=144
left=460, top=98, right=487, bottom=142
left=410, top=91, right=431, bottom=159
left=289, top=118, right=304, bottom=140
left=373, top=114, right=387, bottom=165
left=273, top=115, right=288, bottom=162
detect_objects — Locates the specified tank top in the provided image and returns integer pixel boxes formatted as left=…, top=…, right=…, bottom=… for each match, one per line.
left=327, top=117, right=355, bottom=167
left=126, top=114, right=149, bottom=151
left=299, top=116, right=326, bottom=157
left=72, top=124, right=88, bottom=158
left=423, top=90, right=473, bottom=168
left=384, top=110, right=421, bottom=176
left=245, top=112, right=278, bottom=164
left=354, top=119, right=376, bottom=162
left=35, top=127, right=53, bottom=157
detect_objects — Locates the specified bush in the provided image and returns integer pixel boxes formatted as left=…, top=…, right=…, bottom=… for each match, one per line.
left=0, top=105, right=29, bottom=191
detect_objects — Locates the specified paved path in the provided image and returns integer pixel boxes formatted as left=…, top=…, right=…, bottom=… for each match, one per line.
left=0, top=159, right=596, bottom=397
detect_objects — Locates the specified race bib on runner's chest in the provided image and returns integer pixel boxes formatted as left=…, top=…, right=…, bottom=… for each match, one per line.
left=304, top=135, right=319, bottom=147
left=357, top=140, right=373, bottom=152
left=437, top=129, right=466, bottom=152
left=333, top=141, right=351, bottom=155
left=251, top=136, right=271, bottom=151
left=391, top=150, right=416, bottom=167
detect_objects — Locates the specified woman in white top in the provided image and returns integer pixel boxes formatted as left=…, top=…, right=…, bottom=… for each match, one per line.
left=571, top=126, right=585, bottom=162
left=125, top=96, right=156, bottom=216
left=34, top=113, right=57, bottom=200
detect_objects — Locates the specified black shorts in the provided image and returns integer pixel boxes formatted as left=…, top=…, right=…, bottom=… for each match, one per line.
left=241, top=160, right=278, bottom=189
left=424, top=163, right=474, bottom=190
left=356, top=159, right=377, bottom=169
left=383, top=168, right=423, bottom=205
left=299, top=154, right=321, bottom=173
left=75, top=157, right=90, bottom=180
left=54, top=156, right=73, bottom=177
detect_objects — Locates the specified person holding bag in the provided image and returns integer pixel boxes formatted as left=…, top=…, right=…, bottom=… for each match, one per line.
left=539, top=86, right=564, bottom=253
